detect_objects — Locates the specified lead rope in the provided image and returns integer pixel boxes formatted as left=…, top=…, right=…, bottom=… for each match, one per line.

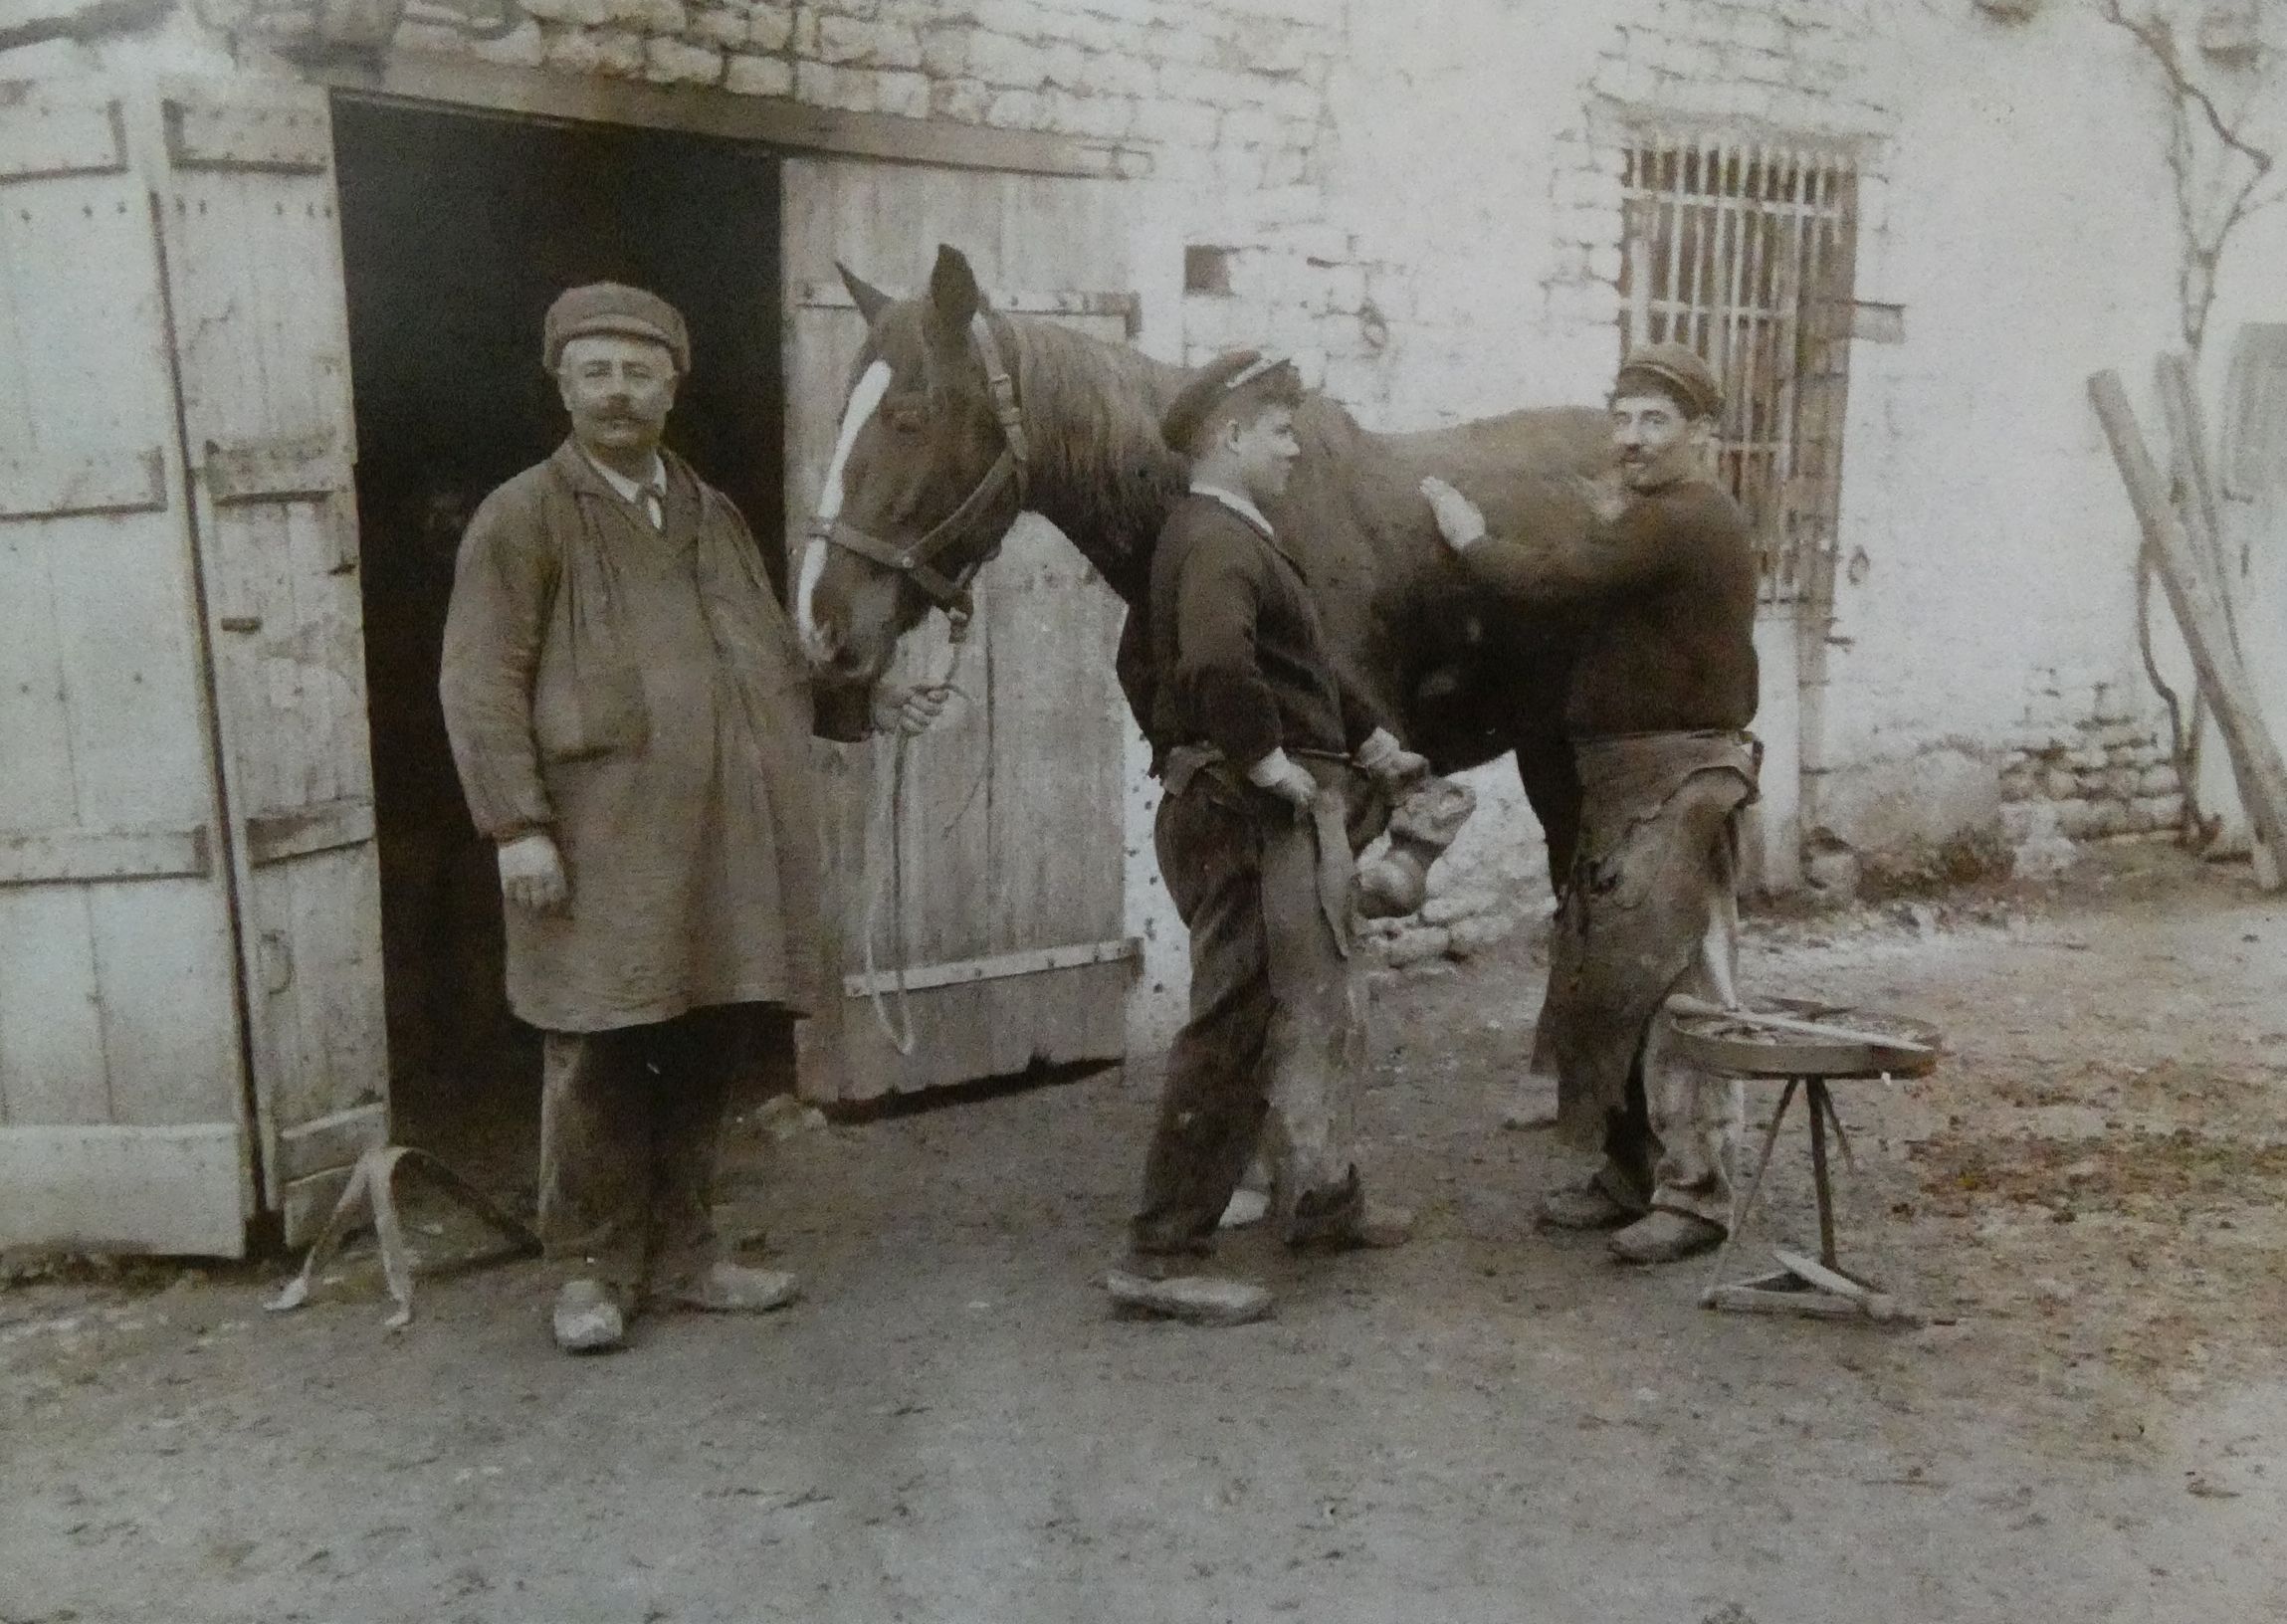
left=860, top=606, right=973, bottom=1055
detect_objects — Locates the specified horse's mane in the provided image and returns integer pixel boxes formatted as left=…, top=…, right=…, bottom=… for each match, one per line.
left=1006, top=315, right=1190, bottom=596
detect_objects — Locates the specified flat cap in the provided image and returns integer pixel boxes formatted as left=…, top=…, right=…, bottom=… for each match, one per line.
left=1158, top=349, right=1304, bottom=454
left=544, top=282, right=690, bottom=374
left=1613, top=340, right=1723, bottom=420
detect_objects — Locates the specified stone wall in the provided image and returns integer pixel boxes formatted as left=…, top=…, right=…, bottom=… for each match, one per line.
left=1999, top=675, right=2185, bottom=857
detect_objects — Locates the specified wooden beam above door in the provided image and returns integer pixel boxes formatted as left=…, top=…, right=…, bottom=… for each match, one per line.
left=312, top=55, right=1130, bottom=179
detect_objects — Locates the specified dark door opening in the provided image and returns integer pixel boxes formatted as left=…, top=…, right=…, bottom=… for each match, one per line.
left=334, top=98, right=785, bottom=1177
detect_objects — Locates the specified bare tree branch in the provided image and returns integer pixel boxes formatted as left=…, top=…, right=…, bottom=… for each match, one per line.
left=2097, top=0, right=2282, bottom=356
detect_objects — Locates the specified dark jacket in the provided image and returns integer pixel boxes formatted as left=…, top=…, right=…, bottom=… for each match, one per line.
left=1141, top=492, right=1379, bottom=765
left=1457, top=473, right=1759, bottom=738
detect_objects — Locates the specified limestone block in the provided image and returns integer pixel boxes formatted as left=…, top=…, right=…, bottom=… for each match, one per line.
left=1132, top=97, right=1219, bottom=146
left=1999, top=803, right=2035, bottom=843
left=2053, top=799, right=2100, bottom=840
left=813, top=12, right=922, bottom=67
left=646, top=36, right=722, bottom=83
left=1219, top=102, right=1278, bottom=147
left=2138, top=764, right=2179, bottom=796
left=520, top=0, right=615, bottom=25
left=726, top=52, right=794, bottom=95
left=687, top=4, right=748, bottom=50
left=2064, top=746, right=2107, bottom=772
left=865, top=66, right=932, bottom=117
left=917, top=21, right=968, bottom=75
left=2088, top=800, right=2129, bottom=838
left=930, top=75, right=992, bottom=121
left=1075, top=47, right=1158, bottom=99
left=1257, top=74, right=1322, bottom=123
left=2121, top=799, right=2159, bottom=836
left=547, top=27, right=647, bottom=76
left=984, top=86, right=1043, bottom=125
left=1035, top=38, right=1084, bottom=84
left=1114, top=147, right=1154, bottom=179
left=745, top=2, right=793, bottom=52
left=603, top=0, right=685, bottom=32
left=396, top=18, right=473, bottom=55
left=964, top=30, right=1048, bottom=87
left=2041, top=766, right=2076, bottom=800
left=471, top=18, right=547, bottom=66
left=1037, top=87, right=1134, bottom=138
left=1173, top=62, right=1266, bottom=109
left=2137, top=792, right=2185, bottom=829
left=2101, top=765, right=2141, bottom=801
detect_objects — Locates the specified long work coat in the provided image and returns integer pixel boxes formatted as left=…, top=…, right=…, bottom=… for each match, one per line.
left=440, top=441, right=866, bottom=1033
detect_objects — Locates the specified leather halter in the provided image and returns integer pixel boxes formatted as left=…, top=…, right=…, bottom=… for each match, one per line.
left=812, top=311, right=1030, bottom=626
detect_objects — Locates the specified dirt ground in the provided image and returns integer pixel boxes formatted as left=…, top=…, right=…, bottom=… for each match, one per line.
left=5, top=843, right=2285, bottom=1624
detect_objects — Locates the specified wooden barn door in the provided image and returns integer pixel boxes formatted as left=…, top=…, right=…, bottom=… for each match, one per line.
left=783, top=159, right=1139, bottom=1102
left=0, top=75, right=388, bottom=1255
left=151, top=79, right=389, bottom=1244
left=0, top=80, right=252, bottom=1255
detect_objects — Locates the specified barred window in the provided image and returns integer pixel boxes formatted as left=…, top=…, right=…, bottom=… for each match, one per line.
left=1620, top=137, right=1860, bottom=604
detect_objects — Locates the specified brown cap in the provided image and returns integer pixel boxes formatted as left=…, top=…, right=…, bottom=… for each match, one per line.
left=543, top=282, right=690, bottom=374
left=1158, top=349, right=1304, bottom=455
left=1613, top=341, right=1723, bottom=420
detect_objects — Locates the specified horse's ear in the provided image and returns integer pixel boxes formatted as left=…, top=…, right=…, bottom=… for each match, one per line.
left=838, top=262, right=893, bottom=325
left=928, top=245, right=985, bottom=336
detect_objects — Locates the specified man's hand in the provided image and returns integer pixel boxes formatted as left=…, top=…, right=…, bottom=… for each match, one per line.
left=872, top=683, right=951, bottom=737
left=1419, top=476, right=1487, bottom=552
left=1355, top=726, right=1430, bottom=793
left=1245, top=747, right=1320, bottom=817
left=499, top=830, right=568, bottom=914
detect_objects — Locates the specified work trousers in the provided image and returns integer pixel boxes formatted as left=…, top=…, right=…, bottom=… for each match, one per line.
left=536, top=1002, right=794, bottom=1305
left=1132, top=762, right=1367, bottom=1257
left=1588, top=841, right=1744, bottom=1229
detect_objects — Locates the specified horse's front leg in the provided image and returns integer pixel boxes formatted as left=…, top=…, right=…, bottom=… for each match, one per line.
left=1352, top=772, right=1479, bottom=919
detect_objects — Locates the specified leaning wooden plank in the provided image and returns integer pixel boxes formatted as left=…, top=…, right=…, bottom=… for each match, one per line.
left=2090, top=371, right=2287, bottom=890
left=2155, top=353, right=2240, bottom=656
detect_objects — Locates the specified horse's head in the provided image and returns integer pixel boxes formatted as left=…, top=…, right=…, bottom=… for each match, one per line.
left=795, top=244, right=1029, bottom=684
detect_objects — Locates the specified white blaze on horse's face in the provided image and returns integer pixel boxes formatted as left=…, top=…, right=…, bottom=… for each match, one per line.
left=797, top=358, right=896, bottom=663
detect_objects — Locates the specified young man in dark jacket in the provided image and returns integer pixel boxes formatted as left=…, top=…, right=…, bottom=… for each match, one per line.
left=1108, top=352, right=1425, bottom=1324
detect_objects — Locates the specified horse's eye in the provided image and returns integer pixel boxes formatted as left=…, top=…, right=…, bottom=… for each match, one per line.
left=881, top=396, right=928, bottom=434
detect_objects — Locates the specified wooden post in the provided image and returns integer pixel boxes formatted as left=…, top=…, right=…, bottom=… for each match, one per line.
left=2091, top=370, right=2287, bottom=890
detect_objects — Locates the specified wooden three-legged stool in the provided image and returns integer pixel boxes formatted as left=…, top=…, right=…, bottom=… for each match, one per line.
left=1662, top=996, right=1943, bottom=1324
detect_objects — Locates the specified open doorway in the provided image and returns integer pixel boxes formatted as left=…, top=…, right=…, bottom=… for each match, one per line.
left=333, top=98, right=785, bottom=1178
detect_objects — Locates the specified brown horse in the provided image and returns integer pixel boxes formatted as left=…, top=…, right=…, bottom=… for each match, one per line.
left=795, top=244, right=1614, bottom=878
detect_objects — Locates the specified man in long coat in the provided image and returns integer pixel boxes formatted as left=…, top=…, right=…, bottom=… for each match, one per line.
left=441, top=283, right=939, bottom=1351
left=1107, top=351, right=1425, bottom=1325
left=1423, top=342, right=1761, bottom=1265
